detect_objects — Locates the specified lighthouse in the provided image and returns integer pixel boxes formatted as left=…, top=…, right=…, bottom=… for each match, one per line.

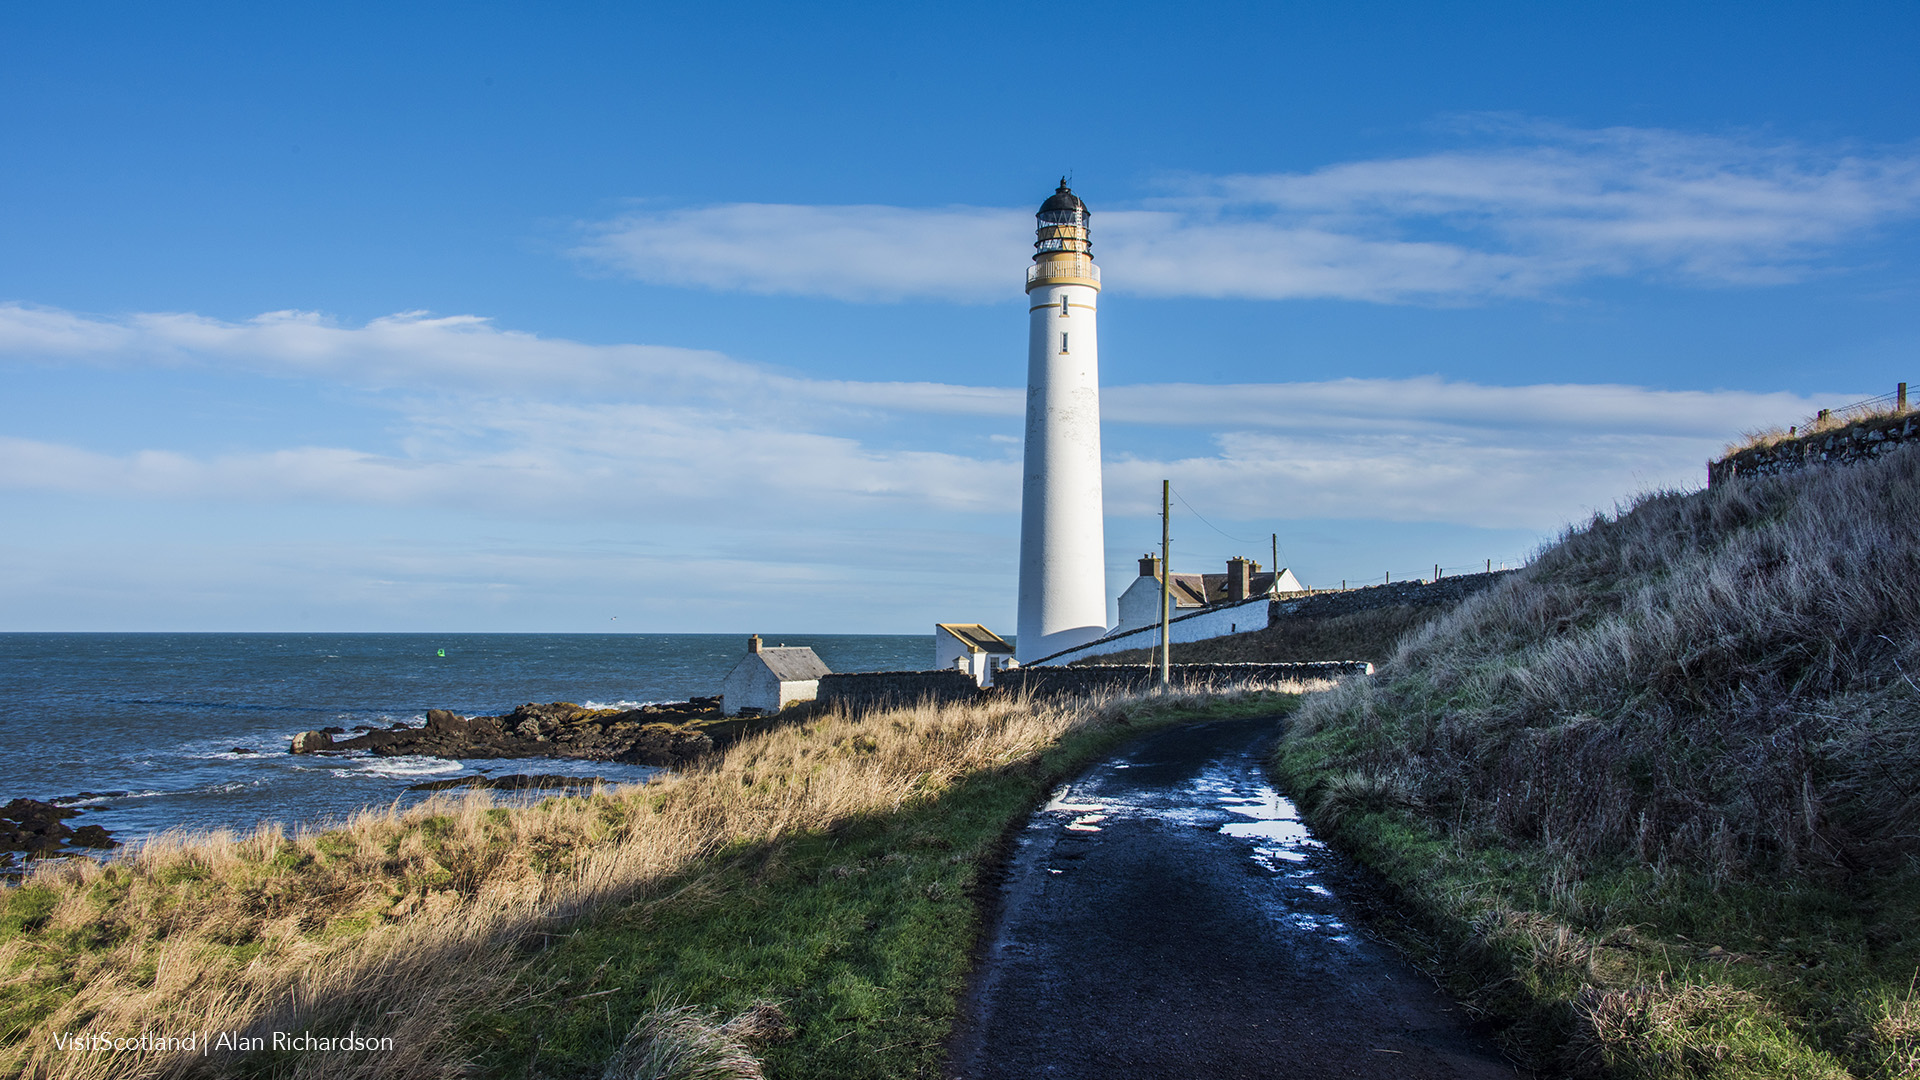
left=1016, top=180, right=1108, bottom=663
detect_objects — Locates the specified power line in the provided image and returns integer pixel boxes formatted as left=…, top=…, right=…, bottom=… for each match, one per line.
left=1169, top=486, right=1256, bottom=545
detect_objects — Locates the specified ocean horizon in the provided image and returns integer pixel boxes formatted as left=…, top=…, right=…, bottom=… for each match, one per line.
left=0, top=631, right=935, bottom=845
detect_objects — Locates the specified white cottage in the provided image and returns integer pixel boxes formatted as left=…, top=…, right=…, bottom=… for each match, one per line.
left=1111, top=555, right=1303, bottom=636
left=720, top=635, right=831, bottom=716
left=934, top=623, right=1016, bottom=687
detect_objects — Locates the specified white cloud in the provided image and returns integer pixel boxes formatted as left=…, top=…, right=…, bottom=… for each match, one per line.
left=1103, top=377, right=1815, bottom=438
left=0, top=302, right=1832, bottom=534
left=577, top=203, right=1031, bottom=302
left=576, top=123, right=1920, bottom=303
left=0, top=303, right=1025, bottom=417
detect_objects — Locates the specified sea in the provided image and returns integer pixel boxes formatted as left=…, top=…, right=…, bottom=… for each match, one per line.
left=0, top=633, right=931, bottom=846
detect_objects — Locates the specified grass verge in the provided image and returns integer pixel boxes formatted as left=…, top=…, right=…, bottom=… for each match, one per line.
left=1270, top=741, right=1920, bottom=1079
left=464, top=688, right=1300, bottom=1080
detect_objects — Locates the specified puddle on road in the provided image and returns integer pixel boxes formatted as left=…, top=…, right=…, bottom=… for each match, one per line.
left=1039, top=757, right=1353, bottom=944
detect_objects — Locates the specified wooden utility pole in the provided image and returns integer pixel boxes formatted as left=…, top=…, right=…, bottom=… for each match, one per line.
left=1271, top=533, right=1278, bottom=576
left=1159, top=480, right=1172, bottom=690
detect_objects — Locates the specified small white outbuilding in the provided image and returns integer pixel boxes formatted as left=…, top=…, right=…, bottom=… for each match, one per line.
left=934, top=623, right=1016, bottom=687
left=720, top=635, right=831, bottom=716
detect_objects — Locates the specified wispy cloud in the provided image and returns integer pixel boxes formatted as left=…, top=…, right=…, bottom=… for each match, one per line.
left=577, top=123, right=1920, bottom=303
left=0, top=303, right=1831, bottom=532
left=578, top=204, right=1031, bottom=302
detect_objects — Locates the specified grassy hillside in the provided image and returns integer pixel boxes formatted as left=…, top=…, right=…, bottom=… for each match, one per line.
left=1272, top=446, right=1920, bottom=1078
left=1076, top=604, right=1439, bottom=666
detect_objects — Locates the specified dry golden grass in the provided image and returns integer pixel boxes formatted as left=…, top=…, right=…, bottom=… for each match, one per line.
left=1722, top=401, right=1915, bottom=456
left=2, top=682, right=1310, bottom=1079
left=1291, top=442, right=1920, bottom=878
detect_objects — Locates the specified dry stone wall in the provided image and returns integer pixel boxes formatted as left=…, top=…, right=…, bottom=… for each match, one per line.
left=816, top=670, right=981, bottom=711
left=1709, top=415, right=1920, bottom=486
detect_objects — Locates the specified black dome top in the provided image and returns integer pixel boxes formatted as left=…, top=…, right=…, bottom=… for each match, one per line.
left=1039, top=179, right=1087, bottom=215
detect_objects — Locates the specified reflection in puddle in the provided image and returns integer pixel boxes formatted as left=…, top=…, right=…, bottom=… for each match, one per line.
left=1044, top=784, right=1107, bottom=814
left=1039, top=756, right=1354, bottom=944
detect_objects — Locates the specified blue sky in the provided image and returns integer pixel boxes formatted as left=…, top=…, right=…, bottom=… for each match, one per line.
left=3, top=1, right=1918, bottom=633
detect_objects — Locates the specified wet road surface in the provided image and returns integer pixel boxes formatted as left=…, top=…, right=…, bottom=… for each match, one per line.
left=949, top=714, right=1522, bottom=1079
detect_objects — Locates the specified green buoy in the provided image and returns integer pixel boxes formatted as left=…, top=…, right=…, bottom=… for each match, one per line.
left=437, top=649, right=446, bottom=657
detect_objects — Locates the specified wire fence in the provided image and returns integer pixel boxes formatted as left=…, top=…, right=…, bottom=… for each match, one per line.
left=1293, top=558, right=1528, bottom=593
left=1796, top=382, right=1910, bottom=434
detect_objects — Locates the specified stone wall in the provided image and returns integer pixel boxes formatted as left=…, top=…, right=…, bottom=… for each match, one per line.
left=816, top=670, right=981, bottom=711
left=1709, top=415, right=1919, bottom=486
left=998, top=661, right=1371, bottom=698
left=1268, top=570, right=1515, bottom=621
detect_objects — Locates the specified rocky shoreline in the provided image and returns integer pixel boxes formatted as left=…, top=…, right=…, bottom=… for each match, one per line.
left=3, top=699, right=763, bottom=874
left=2, top=797, right=119, bottom=871
left=289, top=698, right=732, bottom=768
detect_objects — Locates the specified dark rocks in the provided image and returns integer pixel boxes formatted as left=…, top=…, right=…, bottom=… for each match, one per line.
left=0, top=798, right=117, bottom=865
left=231, top=747, right=257, bottom=754
left=68, top=824, right=117, bottom=849
left=313, top=701, right=721, bottom=767
left=320, top=726, right=347, bottom=735
left=406, top=773, right=609, bottom=792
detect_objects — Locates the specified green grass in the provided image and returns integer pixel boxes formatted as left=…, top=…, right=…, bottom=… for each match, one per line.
left=1273, top=688, right=1920, bottom=1079
left=465, top=692, right=1300, bottom=1080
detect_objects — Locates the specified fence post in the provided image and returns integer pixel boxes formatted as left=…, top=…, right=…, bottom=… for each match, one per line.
left=1901, top=382, right=1910, bottom=412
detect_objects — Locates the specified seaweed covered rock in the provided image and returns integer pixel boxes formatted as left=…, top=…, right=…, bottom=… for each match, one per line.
left=315, top=701, right=719, bottom=766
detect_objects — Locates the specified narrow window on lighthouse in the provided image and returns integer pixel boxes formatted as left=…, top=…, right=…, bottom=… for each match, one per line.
left=1060, top=295, right=1069, bottom=317
left=1060, top=332, right=1069, bottom=354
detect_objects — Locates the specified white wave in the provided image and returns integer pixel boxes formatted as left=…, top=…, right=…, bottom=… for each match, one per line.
left=59, top=790, right=168, bottom=806
left=347, top=756, right=466, bottom=779
left=201, top=780, right=267, bottom=795
left=581, top=699, right=668, bottom=710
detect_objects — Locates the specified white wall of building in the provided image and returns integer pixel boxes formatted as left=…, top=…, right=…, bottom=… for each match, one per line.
left=1016, top=277, right=1107, bottom=662
left=721, top=661, right=821, bottom=715
left=1037, top=595, right=1271, bottom=665
left=1114, top=575, right=1184, bottom=636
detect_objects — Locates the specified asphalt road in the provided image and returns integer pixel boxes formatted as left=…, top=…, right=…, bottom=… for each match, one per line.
left=948, top=714, right=1523, bottom=1079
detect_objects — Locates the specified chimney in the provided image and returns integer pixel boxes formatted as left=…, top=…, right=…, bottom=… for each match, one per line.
left=1138, top=554, right=1161, bottom=578
left=747, top=634, right=762, bottom=653
left=1227, top=557, right=1252, bottom=601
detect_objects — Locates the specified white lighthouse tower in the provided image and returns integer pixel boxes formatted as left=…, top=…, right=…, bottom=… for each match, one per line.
left=1016, top=180, right=1108, bottom=663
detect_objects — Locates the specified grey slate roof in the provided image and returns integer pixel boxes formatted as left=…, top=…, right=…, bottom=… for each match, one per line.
left=753, top=646, right=831, bottom=683
left=1163, top=570, right=1291, bottom=607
